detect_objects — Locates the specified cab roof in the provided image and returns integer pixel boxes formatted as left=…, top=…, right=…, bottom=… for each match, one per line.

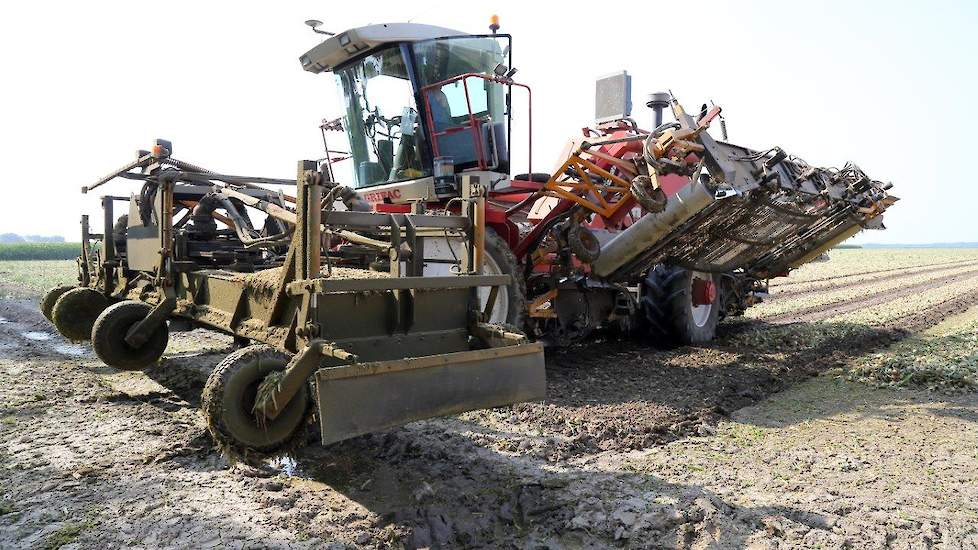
left=299, top=23, right=467, bottom=74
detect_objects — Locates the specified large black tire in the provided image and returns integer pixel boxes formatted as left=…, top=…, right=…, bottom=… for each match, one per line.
left=202, top=345, right=311, bottom=461
left=51, top=287, right=111, bottom=341
left=641, top=265, right=719, bottom=345
left=41, top=285, right=75, bottom=322
left=482, top=228, right=527, bottom=329
left=513, top=172, right=552, bottom=183
left=91, top=301, right=169, bottom=370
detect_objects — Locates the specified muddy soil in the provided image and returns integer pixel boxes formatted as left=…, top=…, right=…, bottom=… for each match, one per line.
left=2, top=266, right=978, bottom=548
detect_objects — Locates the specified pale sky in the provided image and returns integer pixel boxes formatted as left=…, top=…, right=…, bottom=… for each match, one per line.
left=1, top=0, right=974, bottom=244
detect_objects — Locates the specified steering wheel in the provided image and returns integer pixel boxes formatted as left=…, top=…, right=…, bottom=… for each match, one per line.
left=365, top=107, right=420, bottom=138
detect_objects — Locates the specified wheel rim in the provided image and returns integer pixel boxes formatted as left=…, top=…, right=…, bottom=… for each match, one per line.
left=689, top=271, right=714, bottom=328
left=478, top=252, right=510, bottom=325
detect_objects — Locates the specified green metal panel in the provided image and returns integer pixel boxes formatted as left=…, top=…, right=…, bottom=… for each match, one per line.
left=316, top=286, right=472, bottom=341
left=315, top=342, right=546, bottom=445
left=125, top=193, right=161, bottom=272
left=331, top=329, right=471, bottom=362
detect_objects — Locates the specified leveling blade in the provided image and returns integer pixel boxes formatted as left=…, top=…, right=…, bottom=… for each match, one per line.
left=315, top=342, right=546, bottom=445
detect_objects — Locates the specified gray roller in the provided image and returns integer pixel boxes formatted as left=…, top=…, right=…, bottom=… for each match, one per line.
left=592, top=179, right=715, bottom=278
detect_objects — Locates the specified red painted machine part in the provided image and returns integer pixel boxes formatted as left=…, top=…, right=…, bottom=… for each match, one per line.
left=691, top=277, right=717, bottom=306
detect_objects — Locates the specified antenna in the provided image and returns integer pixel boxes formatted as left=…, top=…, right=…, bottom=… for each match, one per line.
left=304, top=19, right=335, bottom=36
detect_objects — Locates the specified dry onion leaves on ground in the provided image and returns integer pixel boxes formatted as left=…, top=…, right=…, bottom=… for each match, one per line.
left=849, top=321, right=978, bottom=391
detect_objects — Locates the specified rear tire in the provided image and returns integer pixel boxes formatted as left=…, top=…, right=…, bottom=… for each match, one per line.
left=202, top=345, right=311, bottom=461
left=51, top=287, right=110, bottom=341
left=641, top=265, right=719, bottom=345
left=41, top=285, right=75, bottom=322
left=480, top=228, right=527, bottom=329
left=91, top=300, right=169, bottom=370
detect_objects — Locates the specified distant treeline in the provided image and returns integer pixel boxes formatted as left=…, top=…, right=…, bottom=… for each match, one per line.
left=834, top=244, right=863, bottom=249
left=0, top=233, right=65, bottom=244
left=0, top=243, right=80, bottom=260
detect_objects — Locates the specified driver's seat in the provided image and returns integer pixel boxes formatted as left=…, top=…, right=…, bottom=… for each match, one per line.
left=426, top=88, right=482, bottom=167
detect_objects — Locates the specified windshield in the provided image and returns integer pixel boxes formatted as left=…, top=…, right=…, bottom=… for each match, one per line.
left=413, top=36, right=510, bottom=170
left=335, top=45, right=427, bottom=188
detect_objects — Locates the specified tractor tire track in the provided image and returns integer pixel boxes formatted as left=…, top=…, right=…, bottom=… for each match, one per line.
left=771, top=257, right=978, bottom=289
left=770, top=260, right=978, bottom=301
left=767, top=267, right=978, bottom=324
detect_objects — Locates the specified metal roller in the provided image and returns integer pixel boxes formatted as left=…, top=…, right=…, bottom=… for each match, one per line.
left=592, top=179, right=715, bottom=278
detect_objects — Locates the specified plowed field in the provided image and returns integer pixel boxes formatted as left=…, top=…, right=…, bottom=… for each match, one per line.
left=2, top=250, right=977, bottom=549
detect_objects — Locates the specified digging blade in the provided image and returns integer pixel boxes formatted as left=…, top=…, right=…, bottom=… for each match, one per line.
left=315, top=343, right=546, bottom=445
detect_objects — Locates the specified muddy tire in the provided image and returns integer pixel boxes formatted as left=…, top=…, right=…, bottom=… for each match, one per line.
left=630, top=175, right=667, bottom=213
left=41, top=285, right=75, bottom=322
left=91, top=301, right=169, bottom=370
left=481, top=228, right=527, bottom=329
left=202, top=345, right=310, bottom=461
left=641, top=265, right=719, bottom=345
left=51, top=287, right=111, bottom=341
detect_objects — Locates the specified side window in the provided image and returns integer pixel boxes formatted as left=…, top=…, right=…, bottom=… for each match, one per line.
left=414, top=36, right=510, bottom=170
left=439, top=77, right=490, bottom=119
left=334, top=46, right=429, bottom=188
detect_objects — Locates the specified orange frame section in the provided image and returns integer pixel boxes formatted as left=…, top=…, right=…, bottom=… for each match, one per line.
left=543, top=153, right=634, bottom=220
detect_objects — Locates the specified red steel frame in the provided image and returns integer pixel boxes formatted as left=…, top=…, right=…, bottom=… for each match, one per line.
left=419, top=72, right=692, bottom=268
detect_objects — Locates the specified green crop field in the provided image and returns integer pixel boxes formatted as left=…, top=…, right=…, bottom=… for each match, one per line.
left=0, top=260, right=77, bottom=298
left=0, top=242, right=81, bottom=261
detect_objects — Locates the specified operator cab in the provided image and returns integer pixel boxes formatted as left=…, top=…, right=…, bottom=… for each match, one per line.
left=300, top=23, right=514, bottom=196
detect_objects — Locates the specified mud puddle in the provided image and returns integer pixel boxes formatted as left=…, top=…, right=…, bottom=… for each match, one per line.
left=53, top=343, right=87, bottom=356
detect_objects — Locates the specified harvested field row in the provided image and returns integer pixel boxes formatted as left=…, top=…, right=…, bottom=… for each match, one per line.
left=770, top=259, right=978, bottom=300
left=770, top=248, right=978, bottom=287
left=764, top=268, right=978, bottom=325
left=849, top=308, right=978, bottom=390
left=837, top=276, right=978, bottom=327
left=610, top=374, right=978, bottom=549
left=752, top=263, right=978, bottom=320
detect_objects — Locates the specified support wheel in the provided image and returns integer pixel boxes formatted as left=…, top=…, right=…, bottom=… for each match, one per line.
left=641, top=265, right=719, bottom=345
left=41, top=285, right=75, bottom=322
left=479, top=228, right=527, bottom=329
left=630, top=175, right=667, bottom=213
left=202, top=345, right=311, bottom=461
left=92, top=301, right=169, bottom=370
left=566, top=224, right=601, bottom=263
left=51, top=287, right=110, bottom=341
